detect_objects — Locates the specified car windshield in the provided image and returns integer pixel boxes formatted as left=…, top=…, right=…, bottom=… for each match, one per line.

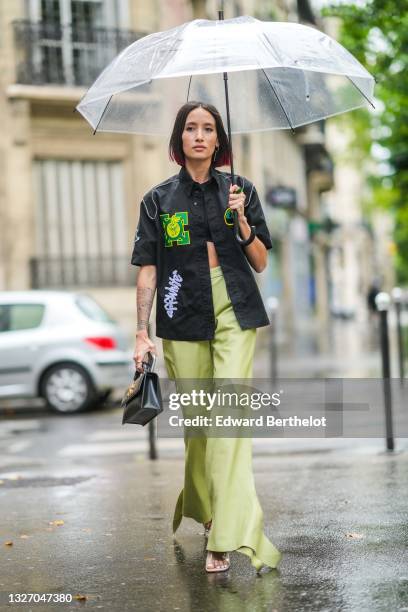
left=75, top=295, right=115, bottom=323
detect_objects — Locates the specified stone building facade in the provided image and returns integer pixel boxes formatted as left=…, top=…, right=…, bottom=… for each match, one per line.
left=1, top=0, right=366, bottom=343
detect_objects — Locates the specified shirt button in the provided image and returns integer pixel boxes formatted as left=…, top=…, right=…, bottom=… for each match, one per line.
left=193, top=201, right=197, bottom=206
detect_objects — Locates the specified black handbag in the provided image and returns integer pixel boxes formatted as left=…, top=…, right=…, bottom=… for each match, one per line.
left=121, top=353, right=163, bottom=426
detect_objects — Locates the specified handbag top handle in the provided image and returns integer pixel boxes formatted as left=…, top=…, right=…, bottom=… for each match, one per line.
left=133, top=351, right=156, bottom=381
left=145, top=352, right=156, bottom=373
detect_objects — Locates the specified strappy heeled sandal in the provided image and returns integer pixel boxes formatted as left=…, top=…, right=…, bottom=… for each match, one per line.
left=205, top=551, right=230, bottom=573
left=203, top=520, right=212, bottom=538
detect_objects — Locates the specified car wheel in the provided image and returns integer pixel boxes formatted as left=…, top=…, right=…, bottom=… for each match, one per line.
left=40, top=363, right=96, bottom=414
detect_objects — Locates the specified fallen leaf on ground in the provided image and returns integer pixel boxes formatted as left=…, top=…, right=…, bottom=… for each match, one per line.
left=20, top=535, right=30, bottom=539
left=48, top=520, right=64, bottom=526
left=345, top=532, right=364, bottom=539
left=4, top=541, right=13, bottom=546
left=73, top=594, right=88, bottom=601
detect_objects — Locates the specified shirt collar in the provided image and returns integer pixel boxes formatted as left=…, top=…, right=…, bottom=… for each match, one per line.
left=178, top=165, right=222, bottom=196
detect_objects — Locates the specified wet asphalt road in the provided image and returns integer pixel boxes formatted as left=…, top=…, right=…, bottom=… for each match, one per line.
left=1, top=318, right=407, bottom=611
left=0, top=403, right=408, bottom=612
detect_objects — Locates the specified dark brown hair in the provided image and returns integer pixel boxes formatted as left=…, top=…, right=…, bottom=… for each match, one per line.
left=168, top=101, right=231, bottom=168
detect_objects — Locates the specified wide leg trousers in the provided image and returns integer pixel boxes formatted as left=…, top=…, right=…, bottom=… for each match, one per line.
left=162, top=265, right=282, bottom=571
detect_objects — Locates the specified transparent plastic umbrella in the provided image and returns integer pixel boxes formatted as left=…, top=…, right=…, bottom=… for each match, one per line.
left=75, top=14, right=375, bottom=245
left=75, top=15, right=375, bottom=136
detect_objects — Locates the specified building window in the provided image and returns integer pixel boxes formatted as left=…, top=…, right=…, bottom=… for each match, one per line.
left=31, top=159, right=131, bottom=288
left=26, top=0, right=127, bottom=27
left=17, top=0, right=135, bottom=86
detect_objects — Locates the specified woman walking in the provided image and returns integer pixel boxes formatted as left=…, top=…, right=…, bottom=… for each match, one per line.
left=132, top=101, right=282, bottom=573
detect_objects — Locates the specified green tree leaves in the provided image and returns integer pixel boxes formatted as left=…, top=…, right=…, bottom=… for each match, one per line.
left=322, top=0, right=408, bottom=281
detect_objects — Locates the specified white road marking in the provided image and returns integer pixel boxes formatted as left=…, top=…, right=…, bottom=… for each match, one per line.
left=58, top=439, right=184, bottom=457
left=59, top=434, right=353, bottom=459
left=0, top=420, right=42, bottom=435
left=7, top=440, right=32, bottom=453
left=86, top=429, right=146, bottom=442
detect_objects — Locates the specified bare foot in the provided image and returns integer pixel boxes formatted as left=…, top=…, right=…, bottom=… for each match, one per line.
left=205, top=551, right=230, bottom=572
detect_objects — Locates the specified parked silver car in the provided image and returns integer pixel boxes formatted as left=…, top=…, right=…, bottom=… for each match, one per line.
left=0, top=291, right=133, bottom=414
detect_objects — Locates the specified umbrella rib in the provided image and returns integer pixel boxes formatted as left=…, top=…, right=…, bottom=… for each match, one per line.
left=186, top=75, right=192, bottom=102
left=261, top=68, right=296, bottom=133
left=346, top=76, right=375, bottom=110
left=93, top=95, right=113, bottom=135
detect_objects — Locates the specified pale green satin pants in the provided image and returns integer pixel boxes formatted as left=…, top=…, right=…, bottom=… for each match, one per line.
left=162, top=265, right=282, bottom=571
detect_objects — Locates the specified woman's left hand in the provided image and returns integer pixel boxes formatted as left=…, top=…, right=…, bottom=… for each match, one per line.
left=228, top=185, right=246, bottom=221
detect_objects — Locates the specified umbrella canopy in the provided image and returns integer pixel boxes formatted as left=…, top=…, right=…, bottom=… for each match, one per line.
left=75, top=15, right=375, bottom=136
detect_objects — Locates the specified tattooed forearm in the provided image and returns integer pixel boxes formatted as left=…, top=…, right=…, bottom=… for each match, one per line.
left=136, top=265, right=157, bottom=333
left=137, top=287, right=155, bottom=331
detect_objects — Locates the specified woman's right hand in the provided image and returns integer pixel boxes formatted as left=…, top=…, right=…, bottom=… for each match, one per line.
left=133, top=330, right=157, bottom=373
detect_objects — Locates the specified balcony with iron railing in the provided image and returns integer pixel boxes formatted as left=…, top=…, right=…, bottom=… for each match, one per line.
left=13, top=20, right=144, bottom=87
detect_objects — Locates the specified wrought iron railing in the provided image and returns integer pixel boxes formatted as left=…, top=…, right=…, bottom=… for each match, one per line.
left=30, top=256, right=136, bottom=288
left=13, top=20, right=144, bottom=86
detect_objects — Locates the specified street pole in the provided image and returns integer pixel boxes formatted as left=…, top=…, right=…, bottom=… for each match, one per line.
left=391, top=287, right=405, bottom=387
left=375, top=292, right=395, bottom=451
left=267, top=296, right=279, bottom=383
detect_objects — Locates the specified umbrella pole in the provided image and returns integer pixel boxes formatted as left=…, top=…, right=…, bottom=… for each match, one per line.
left=218, top=8, right=255, bottom=247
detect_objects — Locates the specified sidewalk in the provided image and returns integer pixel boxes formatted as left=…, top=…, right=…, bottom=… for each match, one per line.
left=153, top=316, right=391, bottom=380
left=1, top=430, right=407, bottom=612
left=254, top=316, right=387, bottom=378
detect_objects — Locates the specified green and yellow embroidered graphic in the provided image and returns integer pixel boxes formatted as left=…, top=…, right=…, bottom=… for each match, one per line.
left=224, top=187, right=243, bottom=226
left=224, top=207, right=234, bottom=226
left=160, top=212, right=190, bottom=247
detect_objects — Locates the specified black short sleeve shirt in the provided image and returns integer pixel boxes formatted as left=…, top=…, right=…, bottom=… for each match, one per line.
left=131, top=166, right=273, bottom=341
